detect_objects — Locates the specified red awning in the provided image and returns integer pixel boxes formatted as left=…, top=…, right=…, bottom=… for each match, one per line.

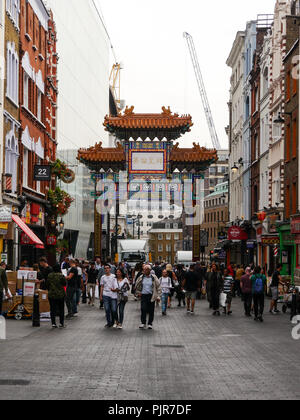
left=12, top=214, right=45, bottom=249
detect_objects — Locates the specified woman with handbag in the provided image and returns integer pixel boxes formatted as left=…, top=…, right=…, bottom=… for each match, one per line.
left=116, top=268, right=130, bottom=329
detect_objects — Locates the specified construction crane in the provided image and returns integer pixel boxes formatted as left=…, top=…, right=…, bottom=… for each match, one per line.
left=183, top=32, right=221, bottom=150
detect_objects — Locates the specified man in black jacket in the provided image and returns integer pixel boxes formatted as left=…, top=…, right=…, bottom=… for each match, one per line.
left=0, top=267, right=9, bottom=315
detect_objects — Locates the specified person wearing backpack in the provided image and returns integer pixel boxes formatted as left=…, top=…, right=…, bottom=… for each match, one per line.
left=251, top=266, right=267, bottom=322
left=135, top=265, right=162, bottom=329
left=159, top=269, right=173, bottom=316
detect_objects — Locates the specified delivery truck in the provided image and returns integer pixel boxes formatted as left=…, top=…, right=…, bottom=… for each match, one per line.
left=117, top=240, right=148, bottom=268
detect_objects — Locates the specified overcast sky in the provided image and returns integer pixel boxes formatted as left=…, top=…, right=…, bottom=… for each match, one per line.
left=97, top=0, right=276, bottom=149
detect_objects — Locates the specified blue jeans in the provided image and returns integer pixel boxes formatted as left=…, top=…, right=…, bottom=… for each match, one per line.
left=161, top=293, right=169, bottom=313
left=103, top=296, right=118, bottom=326
left=72, top=289, right=81, bottom=314
left=117, top=301, right=127, bottom=325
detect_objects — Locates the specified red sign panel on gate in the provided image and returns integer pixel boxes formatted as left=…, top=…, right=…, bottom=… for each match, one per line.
left=228, top=226, right=248, bottom=241
left=291, top=216, right=300, bottom=234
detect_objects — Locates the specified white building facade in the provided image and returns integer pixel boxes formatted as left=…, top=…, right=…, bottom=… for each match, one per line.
left=226, top=31, right=245, bottom=223
left=46, top=0, right=110, bottom=150
left=259, top=30, right=272, bottom=212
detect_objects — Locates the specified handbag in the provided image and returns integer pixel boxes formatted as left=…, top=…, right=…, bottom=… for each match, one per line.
left=219, top=292, right=227, bottom=307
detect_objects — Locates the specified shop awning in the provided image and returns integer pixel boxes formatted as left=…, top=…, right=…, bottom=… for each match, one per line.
left=12, top=214, right=45, bottom=249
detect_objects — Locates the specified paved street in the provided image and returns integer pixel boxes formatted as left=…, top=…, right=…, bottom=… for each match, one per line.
left=0, top=297, right=300, bottom=400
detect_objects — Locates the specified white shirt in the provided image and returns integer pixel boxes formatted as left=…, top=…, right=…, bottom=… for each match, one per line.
left=160, top=277, right=172, bottom=294
left=100, top=274, right=118, bottom=299
left=117, top=278, right=130, bottom=297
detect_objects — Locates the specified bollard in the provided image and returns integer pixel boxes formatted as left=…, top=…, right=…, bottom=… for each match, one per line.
left=32, top=293, right=40, bottom=327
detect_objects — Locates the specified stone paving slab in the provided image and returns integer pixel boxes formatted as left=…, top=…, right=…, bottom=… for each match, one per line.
left=0, top=297, right=299, bottom=400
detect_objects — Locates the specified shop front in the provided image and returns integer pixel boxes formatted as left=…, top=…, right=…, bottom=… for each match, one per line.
left=278, top=222, right=296, bottom=278
left=291, top=215, right=300, bottom=286
left=227, top=226, right=248, bottom=266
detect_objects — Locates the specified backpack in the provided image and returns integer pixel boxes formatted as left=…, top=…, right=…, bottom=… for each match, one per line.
left=254, top=275, right=264, bottom=294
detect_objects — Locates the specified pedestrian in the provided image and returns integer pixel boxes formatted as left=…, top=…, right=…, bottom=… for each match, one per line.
left=175, top=264, right=186, bottom=307
left=65, top=260, right=78, bottom=319
left=94, top=257, right=102, bottom=271
left=159, top=269, right=173, bottom=316
left=87, top=262, right=98, bottom=306
left=251, top=266, right=267, bottom=322
left=45, top=264, right=66, bottom=329
left=153, top=261, right=163, bottom=279
left=61, top=257, right=70, bottom=272
left=106, top=257, right=116, bottom=275
left=222, top=268, right=234, bottom=315
left=182, top=264, right=201, bottom=315
left=166, top=264, right=176, bottom=308
left=74, top=260, right=83, bottom=312
left=135, top=265, right=161, bottom=330
left=240, top=267, right=253, bottom=317
left=269, top=264, right=283, bottom=314
left=96, top=261, right=105, bottom=309
left=206, top=263, right=223, bottom=316
left=131, top=262, right=143, bottom=299
left=99, top=264, right=119, bottom=328
left=0, top=264, right=9, bottom=315
left=38, top=257, right=53, bottom=290
left=235, top=265, right=244, bottom=297
left=116, top=268, right=130, bottom=329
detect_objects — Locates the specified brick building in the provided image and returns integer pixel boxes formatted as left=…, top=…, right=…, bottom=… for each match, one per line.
left=17, top=0, right=57, bottom=264
left=202, top=182, right=228, bottom=263
left=2, top=0, right=21, bottom=265
left=148, top=218, right=183, bottom=265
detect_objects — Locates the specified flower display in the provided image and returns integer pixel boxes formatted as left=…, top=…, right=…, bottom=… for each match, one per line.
left=48, top=187, right=75, bottom=216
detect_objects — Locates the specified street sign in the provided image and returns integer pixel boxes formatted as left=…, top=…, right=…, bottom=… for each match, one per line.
left=34, top=165, right=51, bottom=181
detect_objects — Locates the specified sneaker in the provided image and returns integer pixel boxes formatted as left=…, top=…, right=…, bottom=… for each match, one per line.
left=52, top=324, right=58, bottom=329
left=190, top=311, right=195, bottom=315
left=66, top=314, right=73, bottom=320
left=227, top=311, right=232, bottom=315
left=59, top=324, right=65, bottom=329
left=105, top=324, right=113, bottom=328
left=139, top=324, right=146, bottom=329
left=259, top=316, right=264, bottom=322
left=148, top=325, right=153, bottom=330
left=187, top=309, right=191, bottom=314
left=162, top=312, right=167, bottom=316
left=254, top=317, right=259, bottom=322
left=274, top=309, right=280, bottom=314
left=117, top=324, right=123, bottom=329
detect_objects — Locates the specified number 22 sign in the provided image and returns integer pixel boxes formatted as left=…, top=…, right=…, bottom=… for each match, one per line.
left=34, top=165, right=51, bottom=181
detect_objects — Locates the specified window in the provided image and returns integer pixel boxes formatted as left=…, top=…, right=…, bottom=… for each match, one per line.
left=158, top=234, right=163, bottom=241
left=5, top=132, right=19, bottom=194
left=6, top=0, right=20, bottom=28
left=158, top=244, right=163, bottom=253
left=23, top=73, right=29, bottom=108
left=292, top=118, right=297, bottom=158
left=6, top=42, right=19, bottom=105
left=37, top=90, right=42, bottom=121
left=286, top=123, right=291, bottom=161
left=166, top=234, right=171, bottom=241
left=174, top=234, right=179, bottom=240
left=23, top=147, right=29, bottom=187
left=286, top=70, right=291, bottom=101
left=166, top=244, right=172, bottom=253
left=173, top=223, right=178, bottom=229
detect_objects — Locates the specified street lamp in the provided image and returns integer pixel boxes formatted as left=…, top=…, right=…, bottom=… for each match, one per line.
left=58, top=218, right=64, bottom=231
left=231, top=163, right=239, bottom=174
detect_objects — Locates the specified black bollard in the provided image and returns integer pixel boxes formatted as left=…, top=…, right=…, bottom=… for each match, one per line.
left=32, top=293, right=40, bottom=327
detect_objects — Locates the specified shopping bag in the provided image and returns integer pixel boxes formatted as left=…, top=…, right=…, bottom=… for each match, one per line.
left=219, top=292, right=227, bottom=307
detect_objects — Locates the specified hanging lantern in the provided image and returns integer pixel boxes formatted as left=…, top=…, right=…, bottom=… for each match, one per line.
left=257, top=211, right=267, bottom=222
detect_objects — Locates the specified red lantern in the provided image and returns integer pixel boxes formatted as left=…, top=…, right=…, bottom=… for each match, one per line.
left=257, top=211, right=267, bottom=222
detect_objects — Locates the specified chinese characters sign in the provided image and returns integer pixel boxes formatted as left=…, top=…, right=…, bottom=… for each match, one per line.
left=129, top=151, right=166, bottom=174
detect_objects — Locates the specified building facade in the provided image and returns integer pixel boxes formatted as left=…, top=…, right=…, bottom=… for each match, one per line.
left=202, top=182, right=229, bottom=263
left=148, top=219, right=183, bottom=265
left=46, top=0, right=110, bottom=150
left=0, top=0, right=5, bottom=207
left=226, top=31, right=245, bottom=223
left=2, top=0, right=21, bottom=266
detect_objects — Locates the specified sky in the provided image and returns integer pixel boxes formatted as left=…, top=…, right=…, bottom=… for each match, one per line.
left=97, top=0, right=277, bottom=150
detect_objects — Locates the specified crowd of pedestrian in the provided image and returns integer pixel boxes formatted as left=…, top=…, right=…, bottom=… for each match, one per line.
left=1, top=255, right=299, bottom=331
